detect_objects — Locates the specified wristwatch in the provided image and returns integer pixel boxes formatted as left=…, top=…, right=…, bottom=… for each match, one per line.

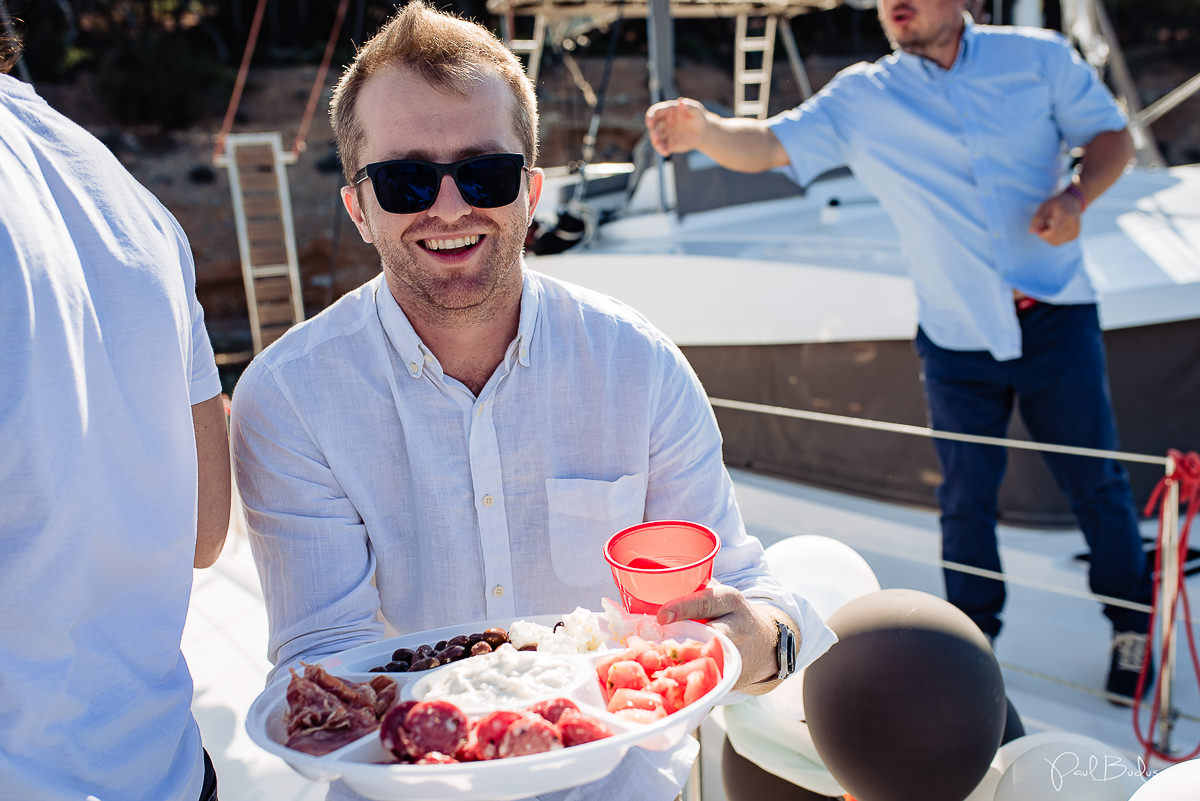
left=774, top=619, right=798, bottom=680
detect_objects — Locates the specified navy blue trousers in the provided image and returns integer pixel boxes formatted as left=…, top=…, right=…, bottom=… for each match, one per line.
left=915, top=303, right=1151, bottom=638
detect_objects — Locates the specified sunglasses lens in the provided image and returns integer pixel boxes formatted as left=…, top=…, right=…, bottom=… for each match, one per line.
left=373, top=161, right=439, bottom=214
left=456, top=156, right=523, bottom=209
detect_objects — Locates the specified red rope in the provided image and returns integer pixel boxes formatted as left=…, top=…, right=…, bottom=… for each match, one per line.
left=1133, top=449, right=1200, bottom=764
left=213, top=0, right=270, bottom=162
left=291, top=0, right=351, bottom=158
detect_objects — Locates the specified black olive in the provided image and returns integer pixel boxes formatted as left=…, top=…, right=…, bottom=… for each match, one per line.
left=481, top=628, right=508, bottom=648
left=409, top=656, right=440, bottom=671
left=437, top=645, right=466, bottom=662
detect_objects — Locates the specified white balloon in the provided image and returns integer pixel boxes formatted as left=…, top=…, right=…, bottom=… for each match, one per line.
left=761, top=536, right=881, bottom=720
left=764, top=535, right=881, bottom=621
left=987, top=732, right=1144, bottom=801
left=1130, top=758, right=1200, bottom=800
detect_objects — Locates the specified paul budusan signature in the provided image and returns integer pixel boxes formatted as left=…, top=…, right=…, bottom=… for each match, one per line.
left=1046, top=751, right=1155, bottom=790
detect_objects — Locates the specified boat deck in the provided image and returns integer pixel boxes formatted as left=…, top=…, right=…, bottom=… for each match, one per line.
left=186, top=468, right=1200, bottom=799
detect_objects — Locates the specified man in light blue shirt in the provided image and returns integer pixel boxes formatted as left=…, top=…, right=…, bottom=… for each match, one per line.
left=647, top=0, right=1152, bottom=698
left=231, top=5, right=834, bottom=799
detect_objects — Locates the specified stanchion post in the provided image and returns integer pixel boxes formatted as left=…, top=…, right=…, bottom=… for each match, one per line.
left=1154, top=455, right=1181, bottom=755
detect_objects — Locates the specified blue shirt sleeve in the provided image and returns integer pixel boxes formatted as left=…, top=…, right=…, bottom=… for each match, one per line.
left=766, top=67, right=862, bottom=187
left=1040, top=31, right=1127, bottom=149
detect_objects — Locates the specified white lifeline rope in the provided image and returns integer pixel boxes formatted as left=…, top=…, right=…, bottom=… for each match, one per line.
left=708, top=396, right=1196, bottom=627
left=710, top=397, right=1170, bottom=466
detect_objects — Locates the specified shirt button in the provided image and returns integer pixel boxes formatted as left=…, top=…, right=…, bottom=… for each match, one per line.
left=424, top=353, right=433, bottom=363
left=482, top=493, right=495, bottom=507
left=493, top=584, right=505, bottom=597
left=408, top=361, right=419, bottom=374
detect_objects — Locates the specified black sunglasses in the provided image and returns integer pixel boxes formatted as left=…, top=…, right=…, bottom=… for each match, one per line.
left=352, top=153, right=527, bottom=214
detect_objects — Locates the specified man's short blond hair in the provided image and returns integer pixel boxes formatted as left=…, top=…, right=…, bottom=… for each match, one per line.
left=330, top=1, right=538, bottom=184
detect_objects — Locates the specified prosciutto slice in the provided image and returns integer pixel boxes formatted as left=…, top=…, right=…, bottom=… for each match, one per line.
left=283, top=664, right=398, bottom=756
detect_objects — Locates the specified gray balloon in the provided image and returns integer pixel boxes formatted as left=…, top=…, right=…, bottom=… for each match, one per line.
left=803, top=589, right=1006, bottom=801
left=721, top=737, right=843, bottom=801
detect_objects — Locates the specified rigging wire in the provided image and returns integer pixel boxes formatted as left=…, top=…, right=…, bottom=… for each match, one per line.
left=213, top=0, right=269, bottom=161
left=291, top=0, right=351, bottom=158
left=213, top=0, right=350, bottom=162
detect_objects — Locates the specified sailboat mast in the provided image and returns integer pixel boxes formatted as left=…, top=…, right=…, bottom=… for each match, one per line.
left=646, top=0, right=676, bottom=212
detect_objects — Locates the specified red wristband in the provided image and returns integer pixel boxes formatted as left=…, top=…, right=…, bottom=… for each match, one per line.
left=1064, top=183, right=1087, bottom=213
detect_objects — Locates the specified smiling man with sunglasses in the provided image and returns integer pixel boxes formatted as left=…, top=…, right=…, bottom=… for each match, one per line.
left=229, top=4, right=833, bottom=800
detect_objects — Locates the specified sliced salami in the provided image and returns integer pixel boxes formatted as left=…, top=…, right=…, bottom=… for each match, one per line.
left=497, top=715, right=563, bottom=759
left=473, top=709, right=524, bottom=760
left=379, top=700, right=420, bottom=760
left=555, top=708, right=613, bottom=747
left=454, top=724, right=480, bottom=762
left=526, top=697, right=579, bottom=725
left=404, top=700, right=469, bottom=759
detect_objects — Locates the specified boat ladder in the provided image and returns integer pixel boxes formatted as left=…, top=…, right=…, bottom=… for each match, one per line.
left=501, top=11, right=548, bottom=85
left=733, top=15, right=778, bottom=119
left=733, top=15, right=815, bottom=118
left=214, top=132, right=305, bottom=354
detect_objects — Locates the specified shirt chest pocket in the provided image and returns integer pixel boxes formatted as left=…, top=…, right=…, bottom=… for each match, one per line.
left=545, top=474, right=647, bottom=587
left=997, top=84, right=1055, bottom=141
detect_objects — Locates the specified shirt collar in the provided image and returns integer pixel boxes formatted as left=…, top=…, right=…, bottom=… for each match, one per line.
left=513, top=269, right=541, bottom=368
left=894, top=13, right=975, bottom=81
left=374, top=269, right=541, bottom=382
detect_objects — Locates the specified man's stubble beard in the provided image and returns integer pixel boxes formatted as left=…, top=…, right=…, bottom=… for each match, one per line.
left=375, top=210, right=530, bottom=327
left=881, top=9, right=964, bottom=60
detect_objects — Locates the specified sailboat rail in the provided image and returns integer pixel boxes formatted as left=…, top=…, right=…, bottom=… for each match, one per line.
left=710, top=394, right=1200, bottom=751
left=710, top=394, right=1191, bottom=623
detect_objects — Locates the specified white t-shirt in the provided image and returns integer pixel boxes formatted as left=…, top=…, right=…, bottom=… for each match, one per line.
left=0, top=73, right=221, bottom=801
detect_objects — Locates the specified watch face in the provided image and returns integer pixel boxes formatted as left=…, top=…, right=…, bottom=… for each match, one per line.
left=777, top=621, right=797, bottom=679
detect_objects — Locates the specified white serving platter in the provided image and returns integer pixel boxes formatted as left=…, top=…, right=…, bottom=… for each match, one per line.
left=245, top=612, right=741, bottom=800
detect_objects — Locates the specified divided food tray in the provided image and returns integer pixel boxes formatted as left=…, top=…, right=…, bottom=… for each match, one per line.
left=246, top=613, right=741, bottom=800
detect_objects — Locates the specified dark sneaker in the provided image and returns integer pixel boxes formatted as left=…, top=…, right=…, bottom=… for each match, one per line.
left=1106, top=631, right=1155, bottom=702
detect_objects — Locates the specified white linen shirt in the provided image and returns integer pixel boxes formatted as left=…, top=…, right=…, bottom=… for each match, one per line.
left=231, top=269, right=834, bottom=800
left=0, top=73, right=220, bottom=801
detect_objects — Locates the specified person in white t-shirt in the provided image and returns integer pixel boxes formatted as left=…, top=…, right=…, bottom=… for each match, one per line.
left=230, top=5, right=835, bottom=800
left=0, top=32, right=231, bottom=801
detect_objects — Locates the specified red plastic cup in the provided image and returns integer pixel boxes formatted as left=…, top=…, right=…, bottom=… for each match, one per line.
left=603, top=520, right=721, bottom=615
